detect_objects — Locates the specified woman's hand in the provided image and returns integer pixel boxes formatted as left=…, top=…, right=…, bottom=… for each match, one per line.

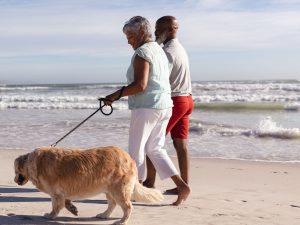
left=102, top=98, right=113, bottom=106
left=103, top=86, right=126, bottom=106
left=103, top=92, right=118, bottom=105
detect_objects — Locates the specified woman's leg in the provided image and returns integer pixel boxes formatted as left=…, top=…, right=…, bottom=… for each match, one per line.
left=145, top=108, right=178, bottom=180
left=170, top=175, right=191, bottom=205
left=128, top=108, right=159, bottom=181
left=145, top=108, right=191, bottom=205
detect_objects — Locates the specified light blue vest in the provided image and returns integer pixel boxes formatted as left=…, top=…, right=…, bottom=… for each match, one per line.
left=126, top=42, right=173, bottom=110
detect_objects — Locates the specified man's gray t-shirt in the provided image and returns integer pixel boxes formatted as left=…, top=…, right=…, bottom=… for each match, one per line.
left=163, top=38, right=192, bottom=97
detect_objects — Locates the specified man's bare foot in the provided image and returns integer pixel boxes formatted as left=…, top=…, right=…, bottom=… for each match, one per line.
left=172, top=185, right=191, bottom=206
left=142, top=179, right=155, bottom=188
left=164, top=187, right=178, bottom=195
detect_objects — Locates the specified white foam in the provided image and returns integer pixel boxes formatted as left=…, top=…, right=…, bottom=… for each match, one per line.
left=0, top=99, right=129, bottom=110
left=189, top=121, right=253, bottom=137
left=256, top=117, right=300, bottom=139
left=0, top=86, right=50, bottom=91
left=284, top=103, right=300, bottom=111
left=192, top=81, right=300, bottom=92
left=1, top=81, right=299, bottom=110
left=193, top=93, right=300, bottom=103
left=189, top=118, right=300, bottom=140
left=192, top=81, right=300, bottom=104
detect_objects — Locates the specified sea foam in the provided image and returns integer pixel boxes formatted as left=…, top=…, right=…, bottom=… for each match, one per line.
left=256, top=117, right=300, bottom=139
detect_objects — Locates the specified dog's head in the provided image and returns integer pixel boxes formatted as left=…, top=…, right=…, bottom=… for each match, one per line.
left=14, top=153, right=30, bottom=185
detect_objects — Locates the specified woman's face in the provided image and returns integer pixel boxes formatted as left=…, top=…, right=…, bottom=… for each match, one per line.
left=125, top=31, right=142, bottom=50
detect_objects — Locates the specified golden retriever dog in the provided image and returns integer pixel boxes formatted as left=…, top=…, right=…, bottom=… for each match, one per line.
left=14, top=146, right=164, bottom=225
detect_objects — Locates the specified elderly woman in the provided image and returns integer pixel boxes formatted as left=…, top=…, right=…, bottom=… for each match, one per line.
left=104, top=16, right=190, bottom=205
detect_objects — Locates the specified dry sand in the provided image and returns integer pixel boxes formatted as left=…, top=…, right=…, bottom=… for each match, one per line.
left=1, top=149, right=300, bottom=225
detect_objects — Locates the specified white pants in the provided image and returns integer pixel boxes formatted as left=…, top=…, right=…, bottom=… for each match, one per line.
left=128, top=108, right=178, bottom=180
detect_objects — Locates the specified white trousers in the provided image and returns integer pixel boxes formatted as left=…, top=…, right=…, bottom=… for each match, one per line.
left=128, top=108, right=178, bottom=180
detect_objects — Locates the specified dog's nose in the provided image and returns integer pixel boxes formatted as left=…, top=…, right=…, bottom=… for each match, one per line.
left=15, top=174, right=25, bottom=185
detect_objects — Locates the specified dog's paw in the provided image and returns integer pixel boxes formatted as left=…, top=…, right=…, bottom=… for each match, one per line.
left=96, top=212, right=110, bottom=219
left=44, top=212, right=57, bottom=219
left=66, top=204, right=78, bottom=216
left=70, top=205, right=78, bottom=216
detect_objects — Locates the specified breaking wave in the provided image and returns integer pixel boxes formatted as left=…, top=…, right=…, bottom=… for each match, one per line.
left=189, top=117, right=300, bottom=139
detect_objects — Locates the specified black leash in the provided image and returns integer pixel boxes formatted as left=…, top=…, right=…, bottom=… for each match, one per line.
left=51, top=98, right=113, bottom=147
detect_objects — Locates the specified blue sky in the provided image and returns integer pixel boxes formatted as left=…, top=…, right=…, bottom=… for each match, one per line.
left=0, top=0, right=299, bottom=84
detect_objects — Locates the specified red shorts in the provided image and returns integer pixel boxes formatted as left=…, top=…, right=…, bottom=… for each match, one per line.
left=166, top=95, right=194, bottom=139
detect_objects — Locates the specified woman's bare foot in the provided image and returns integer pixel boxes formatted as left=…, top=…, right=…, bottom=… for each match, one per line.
left=172, top=185, right=191, bottom=206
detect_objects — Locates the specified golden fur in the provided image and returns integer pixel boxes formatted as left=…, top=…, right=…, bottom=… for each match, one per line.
left=14, top=146, right=163, bottom=225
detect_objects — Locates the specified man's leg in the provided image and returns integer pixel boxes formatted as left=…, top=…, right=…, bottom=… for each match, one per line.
left=173, top=138, right=189, bottom=184
left=166, top=95, right=193, bottom=193
left=143, top=156, right=156, bottom=188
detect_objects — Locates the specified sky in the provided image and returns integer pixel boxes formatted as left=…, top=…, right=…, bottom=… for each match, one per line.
left=0, top=0, right=300, bottom=84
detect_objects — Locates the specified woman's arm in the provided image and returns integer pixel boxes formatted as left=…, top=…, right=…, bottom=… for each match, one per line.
left=105, top=55, right=149, bottom=103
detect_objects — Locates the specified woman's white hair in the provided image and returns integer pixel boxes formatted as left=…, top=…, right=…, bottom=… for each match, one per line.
left=123, top=16, right=152, bottom=39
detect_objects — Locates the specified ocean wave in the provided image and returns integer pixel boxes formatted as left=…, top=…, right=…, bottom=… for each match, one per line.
left=0, top=101, right=128, bottom=110
left=92, top=84, right=125, bottom=89
left=1, top=95, right=96, bottom=103
left=0, top=83, right=126, bottom=91
left=256, top=117, right=300, bottom=139
left=284, top=103, right=300, bottom=111
left=193, top=102, right=300, bottom=111
left=193, top=94, right=300, bottom=104
left=1, top=81, right=299, bottom=111
left=2, top=81, right=299, bottom=93
left=0, top=86, right=50, bottom=91
left=189, top=117, right=300, bottom=139
left=0, top=96, right=299, bottom=111
left=76, top=83, right=125, bottom=90
left=192, top=82, right=300, bottom=92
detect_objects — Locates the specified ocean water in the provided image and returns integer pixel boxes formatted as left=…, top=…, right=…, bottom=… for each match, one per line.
left=1, top=80, right=300, bottom=162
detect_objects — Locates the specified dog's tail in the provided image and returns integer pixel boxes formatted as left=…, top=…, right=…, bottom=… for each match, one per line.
left=131, top=181, right=164, bottom=203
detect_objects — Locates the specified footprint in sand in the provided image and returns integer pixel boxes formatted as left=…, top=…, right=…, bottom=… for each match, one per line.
left=213, top=213, right=227, bottom=217
left=227, top=167, right=243, bottom=171
left=271, top=171, right=289, bottom=174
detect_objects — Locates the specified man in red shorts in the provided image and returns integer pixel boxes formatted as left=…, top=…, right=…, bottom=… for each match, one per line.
left=144, top=15, right=194, bottom=194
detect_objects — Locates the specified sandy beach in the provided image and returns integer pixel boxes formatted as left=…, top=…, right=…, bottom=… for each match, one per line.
left=1, top=149, right=300, bottom=225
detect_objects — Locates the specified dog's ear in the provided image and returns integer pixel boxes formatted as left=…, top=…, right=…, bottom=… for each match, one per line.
left=15, top=153, right=29, bottom=169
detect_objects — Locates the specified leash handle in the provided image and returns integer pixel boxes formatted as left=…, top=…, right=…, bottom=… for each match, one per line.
left=51, top=98, right=113, bottom=147
left=98, top=98, right=113, bottom=116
